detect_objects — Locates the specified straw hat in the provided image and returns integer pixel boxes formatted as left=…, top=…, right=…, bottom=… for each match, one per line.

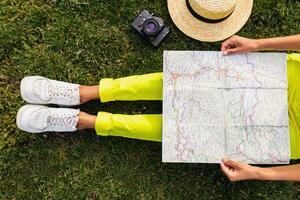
left=168, top=0, right=253, bottom=42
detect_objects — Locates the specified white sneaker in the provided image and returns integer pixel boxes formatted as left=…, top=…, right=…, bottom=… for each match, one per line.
left=17, top=105, right=80, bottom=133
left=20, top=76, right=80, bottom=106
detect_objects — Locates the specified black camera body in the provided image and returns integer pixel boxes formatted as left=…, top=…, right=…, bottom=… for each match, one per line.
left=131, top=10, right=170, bottom=47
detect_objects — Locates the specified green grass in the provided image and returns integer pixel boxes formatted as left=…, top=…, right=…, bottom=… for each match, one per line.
left=1, top=0, right=300, bottom=199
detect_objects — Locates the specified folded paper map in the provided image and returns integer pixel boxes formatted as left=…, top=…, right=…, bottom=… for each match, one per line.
left=162, top=51, right=290, bottom=164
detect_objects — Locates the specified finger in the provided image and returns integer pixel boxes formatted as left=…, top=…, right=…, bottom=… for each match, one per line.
left=221, top=42, right=228, bottom=52
left=220, top=162, right=231, bottom=175
left=220, top=162, right=234, bottom=180
left=221, top=35, right=239, bottom=50
left=223, top=47, right=243, bottom=55
left=222, top=158, right=241, bottom=169
left=221, top=38, right=234, bottom=52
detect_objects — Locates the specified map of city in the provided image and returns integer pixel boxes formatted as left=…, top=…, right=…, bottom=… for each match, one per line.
left=162, top=51, right=290, bottom=164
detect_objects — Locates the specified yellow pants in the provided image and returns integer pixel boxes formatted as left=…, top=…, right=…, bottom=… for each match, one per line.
left=95, top=55, right=300, bottom=159
left=95, top=73, right=163, bottom=142
left=287, top=54, right=300, bottom=159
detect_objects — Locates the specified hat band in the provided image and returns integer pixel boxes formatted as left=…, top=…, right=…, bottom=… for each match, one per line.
left=186, top=0, right=234, bottom=23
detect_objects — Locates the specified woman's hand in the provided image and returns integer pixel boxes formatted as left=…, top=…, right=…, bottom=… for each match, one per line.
left=221, top=35, right=260, bottom=55
left=220, top=158, right=260, bottom=181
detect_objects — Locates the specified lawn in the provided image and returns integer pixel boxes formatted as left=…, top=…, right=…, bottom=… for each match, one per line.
left=1, top=0, right=300, bottom=199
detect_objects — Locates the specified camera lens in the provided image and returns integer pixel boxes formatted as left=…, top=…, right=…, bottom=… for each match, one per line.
left=146, top=22, right=156, bottom=32
left=143, top=19, right=161, bottom=36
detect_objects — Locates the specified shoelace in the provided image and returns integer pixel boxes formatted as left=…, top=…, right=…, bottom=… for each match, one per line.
left=48, top=113, right=77, bottom=128
left=48, top=82, right=78, bottom=100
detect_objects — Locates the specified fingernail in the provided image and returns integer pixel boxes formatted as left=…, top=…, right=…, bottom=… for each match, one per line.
left=222, top=51, right=227, bottom=56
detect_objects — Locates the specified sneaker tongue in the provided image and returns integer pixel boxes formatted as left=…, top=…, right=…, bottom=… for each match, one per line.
left=29, top=108, right=50, bottom=131
left=33, top=79, right=51, bottom=102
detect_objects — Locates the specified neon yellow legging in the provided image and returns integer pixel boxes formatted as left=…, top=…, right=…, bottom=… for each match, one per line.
left=95, top=54, right=300, bottom=159
left=95, top=73, right=163, bottom=142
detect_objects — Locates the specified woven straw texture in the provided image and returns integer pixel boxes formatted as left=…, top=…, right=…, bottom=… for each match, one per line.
left=168, top=0, right=253, bottom=42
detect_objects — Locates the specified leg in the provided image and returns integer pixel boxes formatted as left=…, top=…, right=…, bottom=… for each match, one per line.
left=21, top=72, right=163, bottom=105
left=77, top=112, right=97, bottom=129
left=17, top=107, right=162, bottom=141
left=61, top=72, right=163, bottom=103
left=99, top=72, right=163, bottom=102
left=92, top=72, right=163, bottom=140
left=80, top=85, right=100, bottom=104
left=95, top=112, right=162, bottom=142
left=76, top=111, right=162, bottom=141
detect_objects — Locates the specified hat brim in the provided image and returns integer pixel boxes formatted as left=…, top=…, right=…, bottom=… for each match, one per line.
left=168, top=0, right=253, bottom=42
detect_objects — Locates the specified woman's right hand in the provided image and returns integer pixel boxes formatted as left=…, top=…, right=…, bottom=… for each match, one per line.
left=221, top=35, right=260, bottom=55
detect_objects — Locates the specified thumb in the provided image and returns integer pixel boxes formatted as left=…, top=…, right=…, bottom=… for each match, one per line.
left=220, top=161, right=231, bottom=176
left=222, top=158, right=241, bottom=169
left=223, top=47, right=242, bottom=55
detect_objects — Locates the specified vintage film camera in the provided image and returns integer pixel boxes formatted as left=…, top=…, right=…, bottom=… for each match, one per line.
left=131, top=10, right=170, bottom=47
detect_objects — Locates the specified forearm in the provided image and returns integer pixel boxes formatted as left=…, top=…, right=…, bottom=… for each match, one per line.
left=255, top=164, right=300, bottom=181
left=256, top=34, right=300, bottom=51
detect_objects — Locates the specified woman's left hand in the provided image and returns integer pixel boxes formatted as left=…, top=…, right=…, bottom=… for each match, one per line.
left=220, top=158, right=260, bottom=181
